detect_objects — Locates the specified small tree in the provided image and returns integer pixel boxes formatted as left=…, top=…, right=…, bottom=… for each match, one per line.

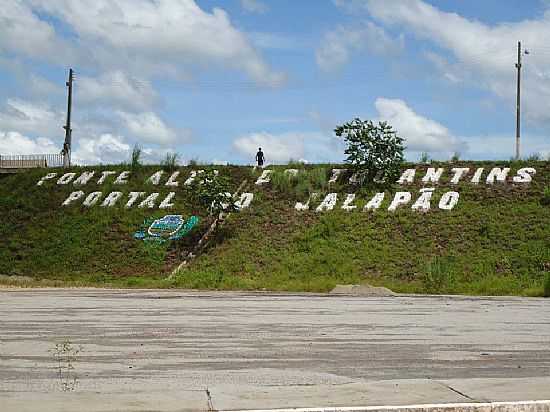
left=184, top=170, right=236, bottom=216
left=335, top=119, right=404, bottom=185
left=130, top=144, right=142, bottom=170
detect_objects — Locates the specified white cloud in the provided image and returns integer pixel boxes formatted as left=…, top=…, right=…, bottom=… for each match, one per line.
left=0, top=0, right=72, bottom=63
left=117, top=111, right=182, bottom=146
left=0, top=99, right=62, bottom=137
left=423, top=52, right=463, bottom=84
left=72, top=134, right=131, bottom=165
left=249, top=32, right=305, bottom=51
left=0, top=96, right=185, bottom=152
left=241, top=0, right=268, bottom=14
left=462, top=134, right=550, bottom=160
left=28, top=74, right=64, bottom=97
left=0, top=131, right=58, bottom=155
left=317, top=22, right=404, bottom=72
left=72, top=133, right=178, bottom=165
left=25, top=0, right=284, bottom=86
left=233, top=131, right=343, bottom=163
left=79, top=71, right=157, bottom=112
left=363, top=0, right=550, bottom=124
left=233, top=132, right=305, bottom=163
left=374, top=97, right=465, bottom=154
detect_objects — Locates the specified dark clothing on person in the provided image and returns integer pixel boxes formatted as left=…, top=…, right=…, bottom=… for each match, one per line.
left=256, top=150, right=265, bottom=166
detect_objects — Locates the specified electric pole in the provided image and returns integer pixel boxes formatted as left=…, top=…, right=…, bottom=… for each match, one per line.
left=63, top=68, right=74, bottom=168
left=515, top=42, right=522, bottom=160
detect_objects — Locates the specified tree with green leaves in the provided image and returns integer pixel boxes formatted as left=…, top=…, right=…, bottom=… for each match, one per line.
left=184, top=169, right=236, bottom=216
left=335, top=119, right=404, bottom=185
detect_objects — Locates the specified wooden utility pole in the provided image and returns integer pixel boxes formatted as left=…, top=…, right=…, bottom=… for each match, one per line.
left=515, top=42, right=522, bottom=160
left=63, top=68, right=74, bottom=167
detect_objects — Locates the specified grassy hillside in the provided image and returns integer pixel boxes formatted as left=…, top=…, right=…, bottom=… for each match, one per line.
left=1, top=161, right=549, bottom=296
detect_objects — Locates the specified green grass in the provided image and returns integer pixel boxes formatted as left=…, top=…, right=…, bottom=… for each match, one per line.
left=1, top=161, right=549, bottom=296
left=544, top=273, right=550, bottom=297
left=269, top=167, right=329, bottom=199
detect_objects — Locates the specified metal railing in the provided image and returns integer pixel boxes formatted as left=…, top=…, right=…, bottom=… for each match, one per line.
left=0, top=154, right=64, bottom=169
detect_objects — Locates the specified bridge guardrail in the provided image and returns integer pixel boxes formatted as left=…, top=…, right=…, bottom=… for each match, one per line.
left=0, top=154, right=64, bottom=169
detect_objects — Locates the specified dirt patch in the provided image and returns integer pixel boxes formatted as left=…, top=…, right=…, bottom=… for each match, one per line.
left=0, top=274, right=34, bottom=283
left=330, top=284, right=397, bottom=297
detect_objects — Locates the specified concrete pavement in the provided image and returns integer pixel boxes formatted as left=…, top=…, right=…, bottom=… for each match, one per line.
left=0, top=288, right=549, bottom=411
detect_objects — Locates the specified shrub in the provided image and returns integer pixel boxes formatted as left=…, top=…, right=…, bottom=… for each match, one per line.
left=422, top=257, right=455, bottom=294
left=270, top=169, right=298, bottom=195
left=184, top=169, right=235, bottom=216
left=130, top=144, right=142, bottom=170
left=270, top=168, right=327, bottom=198
left=544, top=273, right=550, bottom=298
left=307, top=168, right=328, bottom=192
left=335, top=119, right=404, bottom=187
left=161, top=152, right=179, bottom=172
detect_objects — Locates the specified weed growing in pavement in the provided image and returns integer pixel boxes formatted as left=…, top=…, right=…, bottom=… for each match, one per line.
left=50, top=340, right=83, bottom=392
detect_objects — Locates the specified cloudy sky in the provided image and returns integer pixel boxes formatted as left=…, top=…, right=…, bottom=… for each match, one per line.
left=1, top=0, right=549, bottom=164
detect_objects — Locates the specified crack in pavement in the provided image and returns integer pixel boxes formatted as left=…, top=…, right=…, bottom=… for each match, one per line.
left=434, top=380, right=477, bottom=402
left=206, top=386, right=216, bottom=411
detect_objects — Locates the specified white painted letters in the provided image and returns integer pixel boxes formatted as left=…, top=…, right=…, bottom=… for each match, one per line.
left=439, top=191, right=460, bottom=210
left=62, top=191, right=85, bottom=206
left=513, top=167, right=536, bottom=183
left=101, top=192, right=123, bottom=207
left=388, top=192, right=412, bottom=212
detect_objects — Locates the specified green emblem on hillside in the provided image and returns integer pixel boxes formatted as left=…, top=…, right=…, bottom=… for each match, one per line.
left=134, top=215, right=199, bottom=242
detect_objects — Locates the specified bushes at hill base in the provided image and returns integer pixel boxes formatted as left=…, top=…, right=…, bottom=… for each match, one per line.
left=545, top=274, right=550, bottom=298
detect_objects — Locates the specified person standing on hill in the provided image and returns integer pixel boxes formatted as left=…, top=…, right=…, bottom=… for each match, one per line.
left=256, top=148, right=265, bottom=167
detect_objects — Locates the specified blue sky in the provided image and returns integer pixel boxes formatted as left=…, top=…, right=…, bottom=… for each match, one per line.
left=0, top=0, right=549, bottom=164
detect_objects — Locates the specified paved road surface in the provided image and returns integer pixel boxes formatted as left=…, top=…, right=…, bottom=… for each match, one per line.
left=0, top=288, right=549, bottom=411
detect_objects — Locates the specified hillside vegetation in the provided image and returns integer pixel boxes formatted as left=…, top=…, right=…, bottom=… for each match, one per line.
left=0, top=161, right=549, bottom=296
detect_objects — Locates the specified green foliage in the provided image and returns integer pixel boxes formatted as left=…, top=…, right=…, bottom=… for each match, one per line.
left=544, top=274, right=550, bottom=297
left=130, top=144, right=142, bottom=170
left=184, top=169, right=236, bottom=216
left=270, top=169, right=297, bottom=194
left=270, top=168, right=328, bottom=198
left=161, top=152, right=179, bottom=172
left=451, top=152, right=460, bottom=162
left=422, top=257, right=456, bottom=294
left=420, top=152, right=430, bottom=164
left=335, top=119, right=404, bottom=186
left=0, top=162, right=549, bottom=297
left=542, top=186, right=550, bottom=205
